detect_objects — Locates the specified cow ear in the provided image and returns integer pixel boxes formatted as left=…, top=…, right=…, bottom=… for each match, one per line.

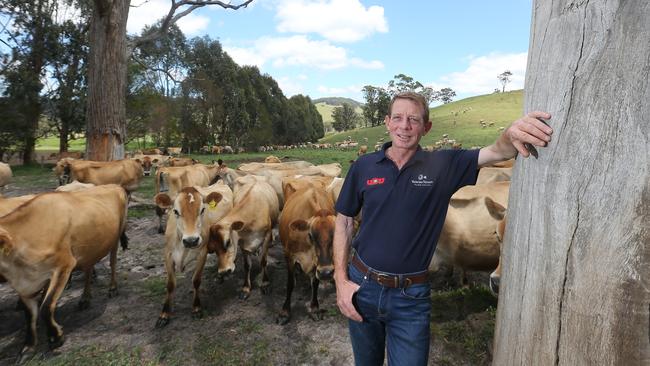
left=204, top=192, right=223, bottom=207
left=0, top=229, right=13, bottom=255
left=289, top=219, right=309, bottom=232
left=154, top=193, right=173, bottom=209
left=231, top=221, right=245, bottom=231
left=283, top=182, right=297, bottom=202
left=484, top=197, right=506, bottom=220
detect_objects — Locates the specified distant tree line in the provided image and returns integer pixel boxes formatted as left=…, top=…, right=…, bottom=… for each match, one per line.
left=331, top=74, right=457, bottom=132
left=0, top=0, right=322, bottom=162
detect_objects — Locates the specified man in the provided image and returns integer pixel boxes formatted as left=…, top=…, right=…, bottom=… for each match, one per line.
left=333, top=91, right=552, bottom=365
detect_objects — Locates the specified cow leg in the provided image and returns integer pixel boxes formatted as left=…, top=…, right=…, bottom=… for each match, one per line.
left=120, top=231, right=129, bottom=251
left=108, top=243, right=118, bottom=298
left=42, top=262, right=75, bottom=350
left=156, top=257, right=176, bottom=328
left=307, top=275, right=324, bottom=321
left=191, top=248, right=208, bottom=319
left=276, top=259, right=295, bottom=325
left=17, top=295, right=39, bottom=361
left=259, top=231, right=273, bottom=295
left=78, top=267, right=93, bottom=310
left=239, top=250, right=252, bottom=300
left=156, top=207, right=166, bottom=234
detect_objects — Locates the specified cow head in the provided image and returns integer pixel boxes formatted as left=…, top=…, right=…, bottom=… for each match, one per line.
left=0, top=227, right=14, bottom=257
left=208, top=220, right=244, bottom=276
left=485, top=197, right=507, bottom=294
left=135, top=157, right=157, bottom=176
left=155, top=187, right=223, bottom=249
left=289, top=209, right=336, bottom=281
left=53, top=158, right=73, bottom=186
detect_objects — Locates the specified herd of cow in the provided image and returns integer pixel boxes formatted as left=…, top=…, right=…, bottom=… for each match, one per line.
left=0, top=154, right=513, bottom=359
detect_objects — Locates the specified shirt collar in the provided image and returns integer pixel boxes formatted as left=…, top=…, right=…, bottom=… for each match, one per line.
left=374, top=141, right=427, bottom=164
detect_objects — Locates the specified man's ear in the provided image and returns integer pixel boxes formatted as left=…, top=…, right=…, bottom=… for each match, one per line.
left=423, top=120, right=433, bottom=135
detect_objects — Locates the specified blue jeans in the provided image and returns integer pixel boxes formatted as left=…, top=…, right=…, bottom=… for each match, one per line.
left=347, top=260, right=431, bottom=366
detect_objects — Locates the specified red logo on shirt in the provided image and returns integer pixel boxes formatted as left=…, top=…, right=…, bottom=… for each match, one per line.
left=366, top=177, right=385, bottom=186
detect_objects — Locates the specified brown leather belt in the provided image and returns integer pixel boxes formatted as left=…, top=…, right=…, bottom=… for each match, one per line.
left=351, top=255, right=428, bottom=288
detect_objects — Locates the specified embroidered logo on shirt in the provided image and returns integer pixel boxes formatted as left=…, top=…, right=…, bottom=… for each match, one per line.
left=366, top=177, right=385, bottom=186
left=411, top=174, right=435, bottom=187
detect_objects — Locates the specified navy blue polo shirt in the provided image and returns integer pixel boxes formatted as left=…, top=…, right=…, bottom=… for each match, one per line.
left=336, top=142, right=479, bottom=273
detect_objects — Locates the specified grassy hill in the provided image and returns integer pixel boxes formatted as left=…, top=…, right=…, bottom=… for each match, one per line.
left=315, top=102, right=364, bottom=133
left=313, top=97, right=362, bottom=108
left=320, top=90, right=523, bottom=148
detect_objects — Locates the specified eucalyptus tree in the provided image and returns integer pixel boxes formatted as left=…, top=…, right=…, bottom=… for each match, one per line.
left=0, top=0, right=58, bottom=163
left=84, top=0, right=253, bottom=161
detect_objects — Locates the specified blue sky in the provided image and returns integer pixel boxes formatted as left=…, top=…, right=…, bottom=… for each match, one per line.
left=128, top=0, right=533, bottom=103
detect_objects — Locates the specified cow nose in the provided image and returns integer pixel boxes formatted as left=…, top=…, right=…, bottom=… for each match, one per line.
left=489, top=276, right=500, bottom=294
left=143, top=171, right=150, bottom=176
left=317, top=268, right=334, bottom=281
left=183, top=236, right=200, bottom=248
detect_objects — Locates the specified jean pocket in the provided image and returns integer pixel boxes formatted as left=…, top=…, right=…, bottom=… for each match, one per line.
left=347, top=263, right=369, bottom=289
left=401, top=283, right=431, bottom=300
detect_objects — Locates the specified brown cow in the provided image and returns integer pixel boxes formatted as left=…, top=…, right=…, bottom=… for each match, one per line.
left=0, top=185, right=128, bottom=358
left=357, top=145, right=368, bottom=156
left=153, top=183, right=233, bottom=327
left=0, top=162, right=12, bottom=190
left=153, top=163, right=221, bottom=233
left=54, top=158, right=143, bottom=192
left=264, top=155, right=281, bottom=163
left=276, top=180, right=336, bottom=325
left=133, top=154, right=169, bottom=176
left=484, top=197, right=507, bottom=294
left=429, top=181, right=510, bottom=286
left=168, top=157, right=199, bottom=167
left=207, top=179, right=279, bottom=299
left=476, top=167, right=512, bottom=185
left=55, top=180, right=95, bottom=192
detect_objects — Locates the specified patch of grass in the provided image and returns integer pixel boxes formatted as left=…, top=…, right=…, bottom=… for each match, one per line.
left=432, top=309, right=496, bottom=365
left=195, top=321, right=272, bottom=366
left=128, top=205, right=154, bottom=218
left=10, top=164, right=58, bottom=189
left=430, top=286, right=497, bottom=322
left=141, top=276, right=168, bottom=298
left=24, top=344, right=154, bottom=366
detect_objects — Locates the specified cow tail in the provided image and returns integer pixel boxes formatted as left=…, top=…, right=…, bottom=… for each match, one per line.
left=120, top=187, right=129, bottom=251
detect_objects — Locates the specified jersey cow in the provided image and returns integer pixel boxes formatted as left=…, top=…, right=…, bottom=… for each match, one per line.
left=54, top=158, right=143, bottom=192
left=153, top=182, right=233, bottom=327
left=0, top=185, right=128, bottom=358
left=430, top=181, right=510, bottom=286
left=207, top=178, right=279, bottom=299
left=276, top=179, right=336, bottom=325
left=0, top=162, right=11, bottom=190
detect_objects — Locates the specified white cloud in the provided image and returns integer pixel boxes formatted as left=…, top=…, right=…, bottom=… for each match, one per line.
left=277, top=76, right=305, bottom=97
left=317, top=84, right=364, bottom=100
left=275, top=0, right=388, bottom=43
left=433, top=52, right=528, bottom=95
left=128, top=0, right=209, bottom=36
left=224, top=35, right=383, bottom=70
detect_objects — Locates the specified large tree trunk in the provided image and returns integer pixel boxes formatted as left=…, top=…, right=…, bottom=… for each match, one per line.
left=85, top=0, right=130, bottom=161
left=493, top=1, right=649, bottom=365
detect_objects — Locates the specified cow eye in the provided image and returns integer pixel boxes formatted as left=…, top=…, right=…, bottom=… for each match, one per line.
left=173, top=209, right=180, bottom=217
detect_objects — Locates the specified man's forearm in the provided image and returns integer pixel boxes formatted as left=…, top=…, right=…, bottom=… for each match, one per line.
left=333, top=214, right=354, bottom=281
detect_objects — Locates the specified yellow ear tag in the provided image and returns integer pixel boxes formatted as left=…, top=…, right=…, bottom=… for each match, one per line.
left=208, top=200, right=217, bottom=210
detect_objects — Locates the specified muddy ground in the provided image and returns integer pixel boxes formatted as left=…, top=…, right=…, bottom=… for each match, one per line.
left=0, top=172, right=496, bottom=365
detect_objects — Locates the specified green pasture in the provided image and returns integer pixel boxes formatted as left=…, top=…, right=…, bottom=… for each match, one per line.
left=322, top=90, right=524, bottom=148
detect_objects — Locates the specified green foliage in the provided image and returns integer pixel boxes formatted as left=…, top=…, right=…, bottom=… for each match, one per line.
left=430, top=286, right=497, bottom=322
left=361, top=85, right=391, bottom=128
left=332, top=103, right=360, bottom=132
left=141, top=276, right=168, bottom=298
left=438, top=87, right=457, bottom=104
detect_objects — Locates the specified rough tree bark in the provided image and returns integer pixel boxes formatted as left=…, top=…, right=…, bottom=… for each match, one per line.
left=493, top=1, right=649, bottom=365
left=85, top=0, right=130, bottom=161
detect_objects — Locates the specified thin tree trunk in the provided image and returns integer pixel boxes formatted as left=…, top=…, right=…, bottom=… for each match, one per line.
left=85, top=0, right=130, bottom=161
left=493, top=1, right=649, bottom=365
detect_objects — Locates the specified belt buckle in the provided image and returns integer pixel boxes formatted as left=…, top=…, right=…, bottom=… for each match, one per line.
left=376, top=273, right=398, bottom=288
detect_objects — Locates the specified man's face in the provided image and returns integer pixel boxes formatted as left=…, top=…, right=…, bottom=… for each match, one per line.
left=385, top=98, right=432, bottom=151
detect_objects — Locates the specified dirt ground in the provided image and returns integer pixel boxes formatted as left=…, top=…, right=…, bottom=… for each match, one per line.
left=0, top=174, right=496, bottom=365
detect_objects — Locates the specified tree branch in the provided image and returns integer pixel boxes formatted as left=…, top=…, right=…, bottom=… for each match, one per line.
left=132, top=0, right=253, bottom=48
left=131, top=54, right=181, bottom=84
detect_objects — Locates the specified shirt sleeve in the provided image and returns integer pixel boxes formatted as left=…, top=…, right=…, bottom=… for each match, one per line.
left=335, top=161, right=362, bottom=217
left=445, top=149, right=480, bottom=193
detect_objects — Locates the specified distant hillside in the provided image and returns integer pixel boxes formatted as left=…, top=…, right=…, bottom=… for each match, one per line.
left=315, top=102, right=364, bottom=133
left=320, top=90, right=524, bottom=148
left=313, top=97, right=363, bottom=108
